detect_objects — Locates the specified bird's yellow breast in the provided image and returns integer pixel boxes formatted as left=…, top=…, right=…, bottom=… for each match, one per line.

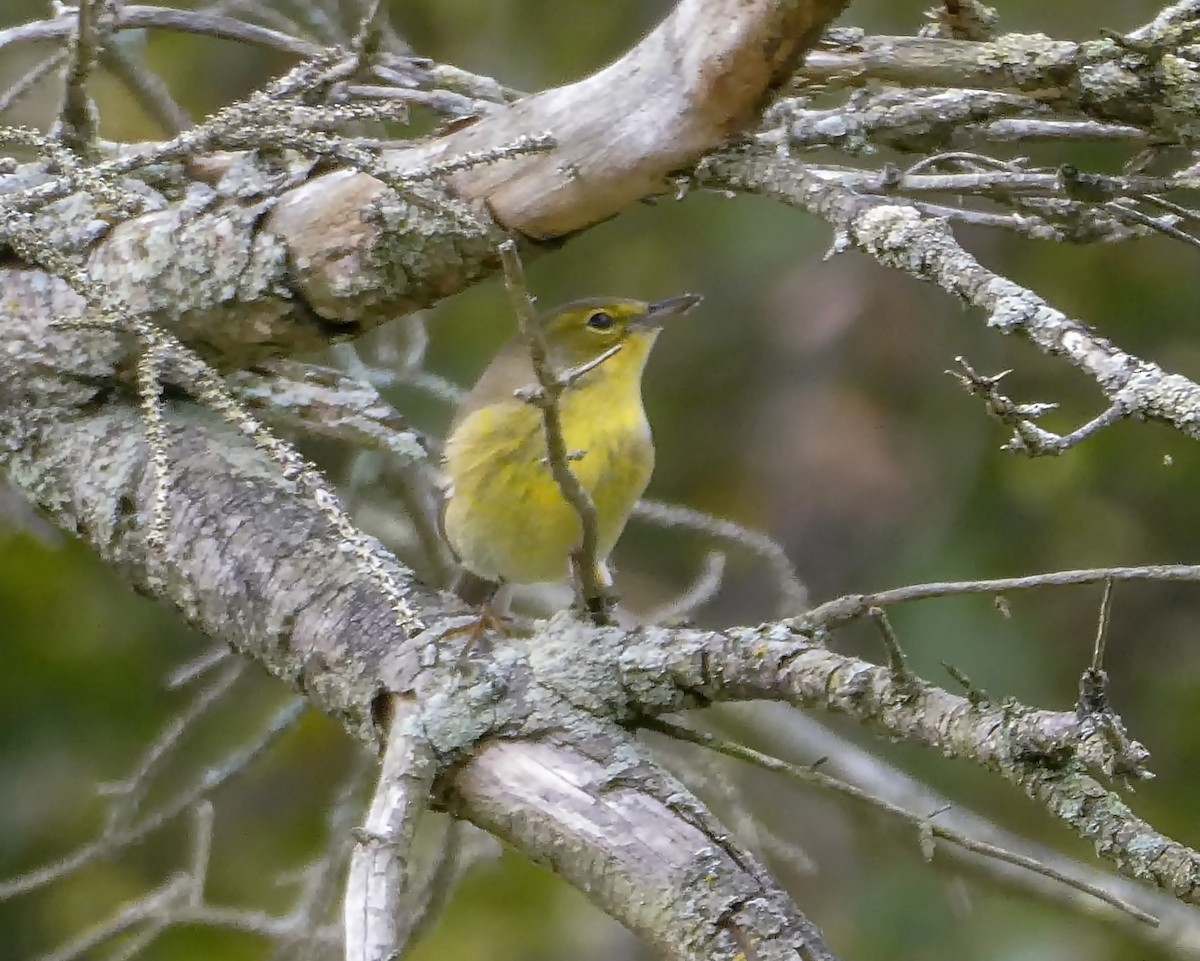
left=442, top=337, right=656, bottom=585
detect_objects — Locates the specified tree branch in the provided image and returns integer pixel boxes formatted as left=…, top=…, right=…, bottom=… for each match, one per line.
left=55, top=0, right=101, bottom=157
left=396, top=0, right=851, bottom=237
left=695, top=150, right=1200, bottom=449
left=0, top=0, right=850, bottom=384
left=730, top=706, right=1200, bottom=954
left=799, top=19, right=1200, bottom=138
left=451, top=732, right=838, bottom=961
left=345, top=697, right=437, bottom=961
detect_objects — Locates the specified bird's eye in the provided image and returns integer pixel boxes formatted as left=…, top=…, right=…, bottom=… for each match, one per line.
left=586, top=311, right=614, bottom=331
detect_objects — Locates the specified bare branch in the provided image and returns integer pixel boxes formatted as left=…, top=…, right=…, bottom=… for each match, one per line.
left=949, top=357, right=1130, bottom=455
left=647, top=718, right=1159, bottom=927
left=454, top=734, right=839, bottom=961
left=100, top=42, right=192, bottom=134
left=983, top=118, right=1147, bottom=143
left=697, top=151, right=1200, bottom=451
left=166, top=644, right=233, bottom=689
left=633, top=499, right=808, bottom=616
left=201, top=0, right=312, bottom=42
left=283, top=754, right=375, bottom=961
left=0, top=6, right=325, bottom=59
left=34, top=874, right=192, bottom=961
left=0, top=696, right=305, bottom=901
left=55, top=0, right=101, bottom=157
left=0, top=51, right=67, bottom=117
left=230, top=361, right=429, bottom=465
left=645, top=550, right=727, bottom=625
left=396, top=0, right=853, bottom=237
left=344, top=696, right=437, bottom=961
left=732, top=706, right=1200, bottom=952
left=803, top=564, right=1200, bottom=629
left=99, top=661, right=244, bottom=837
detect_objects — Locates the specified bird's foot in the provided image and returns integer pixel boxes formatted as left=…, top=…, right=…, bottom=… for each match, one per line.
left=439, top=602, right=514, bottom=664
left=575, top=588, right=618, bottom=627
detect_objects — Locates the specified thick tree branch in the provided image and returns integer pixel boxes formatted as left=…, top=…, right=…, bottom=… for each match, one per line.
left=0, top=0, right=850, bottom=379
left=345, top=698, right=437, bottom=961
left=452, top=733, right=837, bottom=961
left=393, top=0, right=851, bottom=237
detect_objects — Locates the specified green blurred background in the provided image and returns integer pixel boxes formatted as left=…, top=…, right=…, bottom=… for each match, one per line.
left=4, top=1, right=1200, bottom=958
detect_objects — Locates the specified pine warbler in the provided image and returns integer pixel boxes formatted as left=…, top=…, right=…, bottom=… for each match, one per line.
left=442, top=294, right=701, bottom=605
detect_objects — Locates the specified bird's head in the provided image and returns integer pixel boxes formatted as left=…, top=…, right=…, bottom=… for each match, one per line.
left=539, top=294, right=702, bottom=371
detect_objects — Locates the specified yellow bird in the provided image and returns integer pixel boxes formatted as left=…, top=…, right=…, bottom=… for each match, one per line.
left=442, top=294, right=701, bottom=607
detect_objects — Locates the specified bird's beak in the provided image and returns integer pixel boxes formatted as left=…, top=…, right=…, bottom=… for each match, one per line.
left=636, top=293, right=703, bottom=329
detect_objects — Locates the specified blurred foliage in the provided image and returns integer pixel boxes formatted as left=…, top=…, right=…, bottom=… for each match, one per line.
left=2, top=0, right=1199, bottom=959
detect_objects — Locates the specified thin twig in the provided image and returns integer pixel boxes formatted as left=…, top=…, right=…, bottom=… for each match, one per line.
left=338, top=83, right=495, bottom=120
left=1092, top=579, right=1115, bottom=674
left=0, top=51, right=67, bottom=117
left=803, top=564, right=1200, bottom=629
left=633, top=500, right=807, bottom=615
left=385, top=461, right=454, bottom=587
left=201, top=0, right=311, bottom=42
left=870, top=606, right=910, bottom=681
left=56, top=0, right=101, bottom=157
left=282, top=753, right=374, bottom=961
left=559, top=343, right=624, bottom=388
left=1008, top=402, right=1128, bottom=456
left=948, top=357, right=1129, bottom=455
left=99, top=661, right=245, bottom=836
left=166, top=644, right=232, bottom=689
left=33, top=875, right=191, bottom=961
left=0, top=697, right=305, bottom=900
left=0, top=6, right=326, bottom=59
left=351, top=0, right=388, bottom=58
left=186, top=801, right=215, bottom=900
left=646, top=718, right=1159, bottom=928
left=1107, top=200, right=1200, bottom=250
left=1077, top=579, right=1116, bottom=719
left=1143, top=192, right=1200, bottom=224
left=100, top=43, right=192, bottom=134
left=731, top=705, right=1200, bottom=947
left=645, top=551, right=727, bottom=624
left=497, top=239, right=611, bottom=623
left=981, top=118, right=1146, bottom=143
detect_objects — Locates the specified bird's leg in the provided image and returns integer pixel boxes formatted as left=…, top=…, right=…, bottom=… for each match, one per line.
left=443, top=572, right=514, bottom=658
left=570, top=554, right=618, bottom=626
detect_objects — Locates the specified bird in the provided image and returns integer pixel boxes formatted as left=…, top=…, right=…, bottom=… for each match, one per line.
left=441, top=293, right=701, bottom=614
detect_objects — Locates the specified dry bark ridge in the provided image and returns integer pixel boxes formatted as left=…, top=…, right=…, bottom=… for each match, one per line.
left=9, top=0, right=1200, bottom=958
